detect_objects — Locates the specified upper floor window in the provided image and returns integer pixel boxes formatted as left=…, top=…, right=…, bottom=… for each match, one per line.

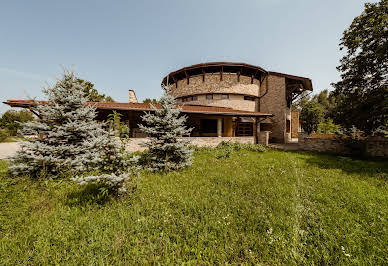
left=244, top=96, right=255, bottom=101
left=182, top=96, right=197, bottom=102
left=206, top=94, right=213, bottom=100
left=221, top=94, right=229, bottom=99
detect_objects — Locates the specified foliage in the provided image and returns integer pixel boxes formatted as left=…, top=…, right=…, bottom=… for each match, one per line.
left=139, top=86, right=193, bottom=172
left=331, top=0, right=388, bottom=134
left=335, top=126, right=367, bottom=157
left=300, top=100, right=324, bottom=134
left=317, top=118, right=340, bottom=134
left=75, top=78, right=114, bottom=102
left=0, top=109, right=35, bottom=136
left=107, top=111, right=130, bottom=139
left=0, top=128, right=10, bottom=142
left=213, top=141, right=267, bottom=158
left=1, top=149, right=387, bottom=264
left=142, top=98, right=159, bottom=104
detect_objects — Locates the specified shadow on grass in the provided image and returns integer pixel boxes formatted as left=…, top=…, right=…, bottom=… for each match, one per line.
left=288, top=150, right=388, bottom=177
left=65, top=184, right=111, bottom=207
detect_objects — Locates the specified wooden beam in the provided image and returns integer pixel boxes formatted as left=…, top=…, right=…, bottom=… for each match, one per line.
left=251, top=69, right=259, bottom=84
left=202, top=68, right=205, bottom=82
left=172, top=75, right=178, bottom=88
left=185, top=71, right=189, bottom=85
left=220, top=66, right=223, bottom=81
left=237, top=71, right=240, bottom=82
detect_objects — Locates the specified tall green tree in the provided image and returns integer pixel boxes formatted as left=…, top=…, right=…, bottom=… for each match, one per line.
left=332, top=0, right=388, bottom=134
left=300, top=100, right=324, bottom=134
left=142, top=98, right=159, bottom=104
left=75, top=78, right=114, bottom=102
left=0, top=110, right=35, bottom=136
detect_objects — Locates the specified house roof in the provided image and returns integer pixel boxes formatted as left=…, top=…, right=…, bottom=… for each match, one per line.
left=3, top=100, right=274, bottom=117
left=161, top=61, right=313, bottom=91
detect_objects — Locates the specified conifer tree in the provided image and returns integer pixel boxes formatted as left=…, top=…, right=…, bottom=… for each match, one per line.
left=139, top=86, right=193, bottom=172
left=10, top=70, right=119, bottom=177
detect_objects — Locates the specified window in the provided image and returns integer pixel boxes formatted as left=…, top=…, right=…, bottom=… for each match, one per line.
left=286, top=120, right=291, bottom=133
left=244, top=96, right=255, bottom=101
left=206, top=94, right=213, bottom=100
left=221, top=94, right=229, bottom=99
left=182, top=96, right=195, bottom=102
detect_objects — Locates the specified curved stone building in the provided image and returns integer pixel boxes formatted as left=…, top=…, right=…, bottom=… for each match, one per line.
left=162, top=62, right=312, bottom=142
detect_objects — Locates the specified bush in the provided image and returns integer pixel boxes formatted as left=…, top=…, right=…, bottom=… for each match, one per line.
left=0, top=128, right=9, bottom=142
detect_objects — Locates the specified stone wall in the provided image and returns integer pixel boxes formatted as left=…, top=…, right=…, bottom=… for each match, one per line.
left=171, top=73, right=260, bottom=100
left=298, top=133, right=388, bottom=157
left=125, top=137, right=256, bottom=152
left=177, top=93, right=257, bottom=112
left=260, top=74, right=288, bottom=142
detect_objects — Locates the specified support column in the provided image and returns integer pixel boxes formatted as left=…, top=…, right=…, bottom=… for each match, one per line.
left=224, top=117, right=233, bottom=137
left=255, top=119, right=260, bottom=144
left=217, top=118, right=222, bottom=137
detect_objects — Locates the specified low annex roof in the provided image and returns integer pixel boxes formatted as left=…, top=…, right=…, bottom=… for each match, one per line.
left=3, top=100, right=274, bottom=118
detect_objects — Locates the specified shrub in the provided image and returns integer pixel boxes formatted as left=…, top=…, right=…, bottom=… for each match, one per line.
left=215, top=141, right=267, bottom=159
left=0, top=128, right=9, bottom=142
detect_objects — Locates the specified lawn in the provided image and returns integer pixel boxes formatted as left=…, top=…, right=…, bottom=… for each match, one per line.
left=0, top=149, right=387, bottom=264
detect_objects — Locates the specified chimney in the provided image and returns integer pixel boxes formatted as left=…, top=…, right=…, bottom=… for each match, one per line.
left=129, top=89, right=138, bottom=103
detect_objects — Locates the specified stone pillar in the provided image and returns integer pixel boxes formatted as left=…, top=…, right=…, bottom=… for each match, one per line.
left=217, top=118, right=222, bottom=137
left=258, top=131, right=270, bottom=146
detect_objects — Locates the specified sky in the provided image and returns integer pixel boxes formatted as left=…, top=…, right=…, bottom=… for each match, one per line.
left=0, top=0, right=375, bottom=114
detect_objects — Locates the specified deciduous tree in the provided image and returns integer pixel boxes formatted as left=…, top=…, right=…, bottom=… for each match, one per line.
left=332, top=0, right=388, bottom=134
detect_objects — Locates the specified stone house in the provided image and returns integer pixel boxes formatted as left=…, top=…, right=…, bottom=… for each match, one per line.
left=4, top=62, right=312, bottom=145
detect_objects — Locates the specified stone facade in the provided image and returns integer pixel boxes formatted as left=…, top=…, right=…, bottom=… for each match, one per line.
left=291, top=111, right=300, bottom=138
left=298, top=133, right=388, bottom=157
left=172, top=74, right=260, bottom=98
left=170, top=72, right=293, bottom=143
left=259, top=75, right=290, bottom=142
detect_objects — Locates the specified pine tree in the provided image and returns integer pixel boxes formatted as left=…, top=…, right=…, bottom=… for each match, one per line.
left=10, top=70, right=119, bottom=177
left=139, top=86, right=193, bottom=172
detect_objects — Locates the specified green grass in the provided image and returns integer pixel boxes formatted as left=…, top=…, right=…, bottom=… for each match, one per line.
left=0, top=136, right=23, bottom=143
left=0, top=150, right=387, bottom=264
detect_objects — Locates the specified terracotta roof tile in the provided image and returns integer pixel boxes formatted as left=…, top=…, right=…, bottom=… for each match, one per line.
left=3, top=100, right=273, bottom=117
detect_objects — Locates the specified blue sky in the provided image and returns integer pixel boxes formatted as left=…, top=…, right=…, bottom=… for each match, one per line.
left=0, top=0, right=374, bottom=113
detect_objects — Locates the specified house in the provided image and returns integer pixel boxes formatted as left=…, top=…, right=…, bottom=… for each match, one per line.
left=4, top=62, right=312, bottom=145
